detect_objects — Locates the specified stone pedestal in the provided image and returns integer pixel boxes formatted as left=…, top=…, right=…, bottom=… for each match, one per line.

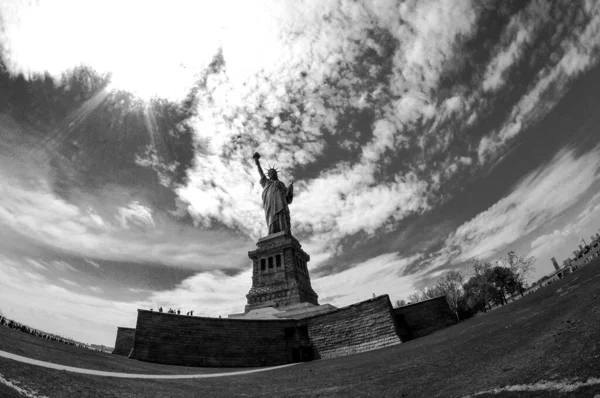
left=245, top=231, right=318, bottom=312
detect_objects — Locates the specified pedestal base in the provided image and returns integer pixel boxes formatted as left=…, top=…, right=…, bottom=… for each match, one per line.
left=245, top=231, right=318, bottom=312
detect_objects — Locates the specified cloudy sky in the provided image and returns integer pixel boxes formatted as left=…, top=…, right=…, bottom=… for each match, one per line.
left=1, top=0, right=599, bottom=346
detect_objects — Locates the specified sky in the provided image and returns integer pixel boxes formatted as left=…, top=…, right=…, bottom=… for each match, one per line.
left=0, top=0, right=599, bottom=347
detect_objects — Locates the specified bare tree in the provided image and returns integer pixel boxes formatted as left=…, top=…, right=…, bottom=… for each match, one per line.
left=436, top=270, right=464, bottom=321
left=500, top=251, right=536, bottom=296
left=421, top=285, right=445, bottom=300
left=406, top=278, right=453, bottom=307
left=407, top=291, right=421, bottom=304
left=394, top=299, right=407, bottom=308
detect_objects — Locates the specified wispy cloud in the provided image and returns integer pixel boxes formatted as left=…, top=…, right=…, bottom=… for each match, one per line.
left=25, top=258, right=46, bottom=271
left=52, top=261, right=78, bottom=273
left=127, top=287, right=151, bottom=294
left=58, top=278, right=78, bottom=286
left=88, top=286, right=103, bottom=294
left=481, top=3, right=538, bottom=92
left=0, top=129, right=249, bottom=270
left=0, top=255, right=142, bottom=345
left=116, top=201, right=155, bottom=230
left=83, top=258, right=101, bottom=268
left=144, top=270, right=251, bottom=317
left=313, top=252, right=423, bottom=305
left=425, top=145, right=600, bottom=272
left=529, top=192, right=600, bottom=261
left=4, top=0, right=596, bottom=272
left=478, top=1, right=600, bottom=162
left=128, top=251, right=423, bottom=320
left=172, top=0, right=483, bottom=264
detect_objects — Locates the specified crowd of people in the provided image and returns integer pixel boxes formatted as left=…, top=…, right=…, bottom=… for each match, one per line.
left=151, top=307, right=194, bottom=316
left=0, top=315, right=105, bottom=351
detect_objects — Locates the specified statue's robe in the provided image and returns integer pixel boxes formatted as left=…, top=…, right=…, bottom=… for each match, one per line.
left=260, top=176, right=293, bottom=235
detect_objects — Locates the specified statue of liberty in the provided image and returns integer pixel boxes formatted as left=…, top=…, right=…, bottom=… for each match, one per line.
left=253, top=152, right=294, bottom=235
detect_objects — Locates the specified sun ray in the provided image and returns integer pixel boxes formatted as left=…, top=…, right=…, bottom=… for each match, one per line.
left=41, top=86, right=111, bottom=150
left=143, top=103, right=158, bottom=151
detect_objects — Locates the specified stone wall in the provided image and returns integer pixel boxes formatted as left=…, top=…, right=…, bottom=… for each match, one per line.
left=305, top=295, right=401, bottom=359
left=127, top=296, right=403, bottom=367
left=393, top=296, right=457, bottom=341
left=112, top=327, right=135, bottom=356
left=130, top=311, right=299, bottom=367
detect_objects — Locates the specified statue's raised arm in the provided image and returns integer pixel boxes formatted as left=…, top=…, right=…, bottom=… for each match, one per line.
left=253, top=152, right=266, bottom=181
left=252, top=152, right=293, bottom=235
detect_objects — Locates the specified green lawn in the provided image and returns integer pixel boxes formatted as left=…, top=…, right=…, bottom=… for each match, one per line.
left=1, top=257, right=599, bottom=397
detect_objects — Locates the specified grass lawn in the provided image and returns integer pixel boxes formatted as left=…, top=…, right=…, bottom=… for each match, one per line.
left=1, top=257, right=599, bottom=397
left=0, top=328, right=253, bottom=375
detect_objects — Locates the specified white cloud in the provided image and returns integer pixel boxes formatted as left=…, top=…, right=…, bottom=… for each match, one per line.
left=459, top=156, right=473, bottom=166
left=313, top=252, right=423, bottom=305
left=146, top=270, right=251, bottom=317
left=0, top=135, right=249, bottom=270
left=0, top=255, right=142, bottom=346
left=58, top=278, right=78, bottom=286
left=88, top=286, right=103, bottom=294
left=1, top=0, right=485, bottom=270
left=478, top=3, right=600, bottom=162
left=127, top=287, right=152, bottom=294
left=52, top=261, right=78, bottom=273
left=87, top=207, right=106, bottom=229
left=134, top=146, right=179, bottom=188
left=116, top=201, right=155, bottom=230
left=357, top=0, right=479, bottom=106
left=482, top=9, right=536, bottom=92
left=429, top=145, right=600, bottom=268
left=482, top=29, right=530, bottom=92
left=4, top=0, right=485, bottom=263
left=529, top=229, right=572, bottom=263
left=84, top=258, right=101, bottom=268
left=294, top=166, right=429, bottom=258
left=529, top=192, right=600, bottom=261
left=140, top=251, right=423, bottom=322
left=25, top=258, right=46, bottom=271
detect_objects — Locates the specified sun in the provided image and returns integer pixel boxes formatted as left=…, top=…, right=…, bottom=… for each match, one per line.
left=1, top=0, right=288, bottom=103
left=105, top=63, right=195, bottom=103
left=2, top=0, right=234, bottom=102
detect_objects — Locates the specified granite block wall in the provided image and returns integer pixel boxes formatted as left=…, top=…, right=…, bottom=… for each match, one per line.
left=112, top=327, right=135, bottom=356
left=129, top=311, right=298, bottom=367
left=393, top=296, right=457, bottom=340
left=126, top=296, right=404, bottom=367
left=305, top=295, right=401, bottom=359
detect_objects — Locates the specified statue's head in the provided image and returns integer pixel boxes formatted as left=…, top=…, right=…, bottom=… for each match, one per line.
left=267, top=167, right=279, bottom=181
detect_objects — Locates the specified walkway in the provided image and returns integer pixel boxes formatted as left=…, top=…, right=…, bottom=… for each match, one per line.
left=0, top=350, right=296, bottom=379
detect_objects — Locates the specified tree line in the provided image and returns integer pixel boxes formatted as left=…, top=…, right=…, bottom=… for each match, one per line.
left=395, top=251, right=536, bottom=321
